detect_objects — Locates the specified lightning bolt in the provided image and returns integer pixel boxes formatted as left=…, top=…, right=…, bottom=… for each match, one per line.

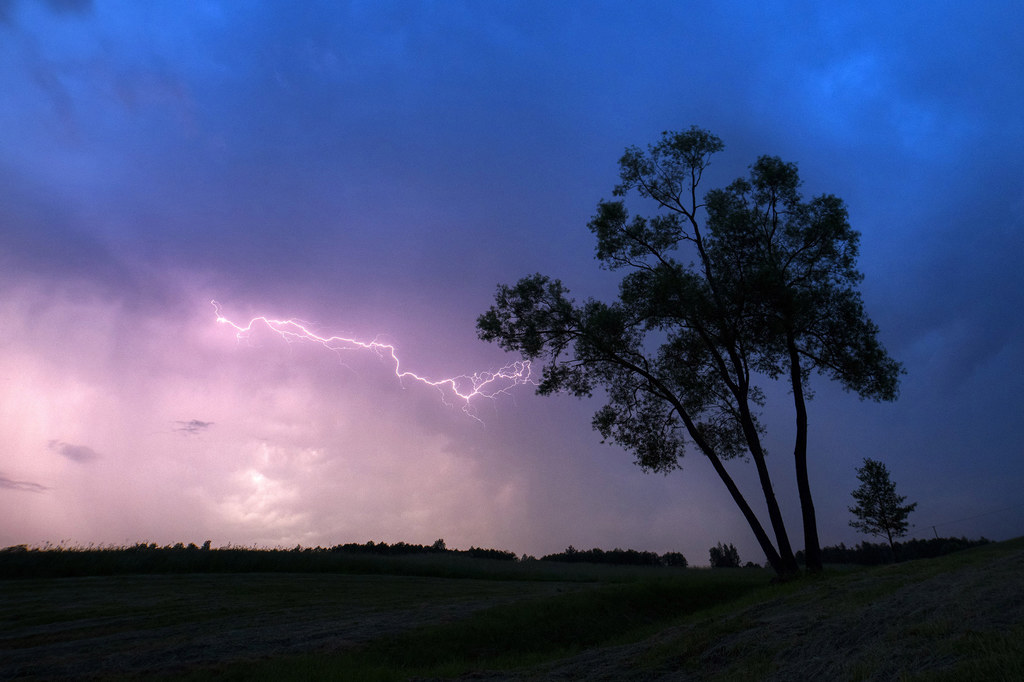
left=212, top=300, right=533, bottom=417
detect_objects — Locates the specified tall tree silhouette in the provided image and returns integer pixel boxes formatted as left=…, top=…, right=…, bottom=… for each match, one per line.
left=479, top=127, right=902, bottom=578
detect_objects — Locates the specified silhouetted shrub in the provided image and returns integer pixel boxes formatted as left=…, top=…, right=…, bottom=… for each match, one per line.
left=796, top=536, right=991, bottom=566
left=539, top=547, right=686, bottom=567
left=661, top=551, right=688, bottom=568
left=0, top=539, right=519, bottom=578
left=709, top=542, right=741, bottom=568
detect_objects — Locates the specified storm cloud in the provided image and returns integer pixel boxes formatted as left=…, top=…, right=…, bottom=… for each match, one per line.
left=0, top=474, right=48, bottom=493
left=174, top=420, right=214, bottom=436
left=48, top=440, right=100, bottom=463
left=0, top=2, right=1021, bottom=559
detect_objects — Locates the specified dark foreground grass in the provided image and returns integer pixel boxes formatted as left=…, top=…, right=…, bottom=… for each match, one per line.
left=6, top=539, right=1019, bottom=680
left=628, top=537, right=1024, bottom=681
left=913, top=623, right=1024, bottom=681
left=186, top=569, right=771, bottom=681
left=1, top=551, right=772, bottom=680
left=198, top=538, right=1024, bottom=681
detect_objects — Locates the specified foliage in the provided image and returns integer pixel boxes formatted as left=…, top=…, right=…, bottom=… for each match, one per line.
left=661, top=551, right=689, bottom=567
left=849, top=457, right=918, bottom=554
left=478, top=126, right=902, bottom=577
left=327, top=539, right=516, bottom=561
left=709, top=542, right=741, bottom=568
left=796, top=536, right=990, bottom=566
left=0, top=540, right=695, bottom=580
left=539, top=546, right=687, bottom=567
left=0, top=540, right=520, bottom=580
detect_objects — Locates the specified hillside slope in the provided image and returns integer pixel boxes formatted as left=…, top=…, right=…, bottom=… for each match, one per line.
left=464, top=538, right=1024, bottom=681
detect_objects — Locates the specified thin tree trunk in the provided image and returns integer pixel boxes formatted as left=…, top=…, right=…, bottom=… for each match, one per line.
left=737, top=406, right=800, bottom=576
left=788, top=334, right=822, bottom=572
left=667, top=395, right=788, bottom=577
left=684, top=215, right=798, bottom=577
left=701, top=440, right=787, bottom=576
left=887, top=530, right=898, bottom=562
left=613, top=358, right=791, bottom=578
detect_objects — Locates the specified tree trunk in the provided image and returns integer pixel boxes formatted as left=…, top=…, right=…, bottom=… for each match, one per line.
left=702, top=444, right=787, bottom=576
left=622, top=360, right=793, bottom=578
left=887, top=529, right=898, bottom=562
left=669, top=396, right=790, bottom=577
left=737, top=405, right=801, bottom=576
left=788, top=334, right=822, bottom=573
left=686, top=218, right=799, bottom=576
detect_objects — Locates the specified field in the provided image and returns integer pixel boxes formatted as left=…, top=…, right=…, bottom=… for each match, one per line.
left=1, top=539, right=1022, bottom=680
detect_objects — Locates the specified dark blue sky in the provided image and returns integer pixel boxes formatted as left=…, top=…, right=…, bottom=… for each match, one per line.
left=1, top=1, right=1022, bottom=561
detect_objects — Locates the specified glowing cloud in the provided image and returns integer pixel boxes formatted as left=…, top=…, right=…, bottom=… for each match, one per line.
left=212, top=301, right=534, bottom=417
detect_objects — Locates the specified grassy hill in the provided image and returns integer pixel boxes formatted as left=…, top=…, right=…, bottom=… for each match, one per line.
left=1, top=538, right=1021, bottom=680
left=519, top=536, right=1024, bottom=681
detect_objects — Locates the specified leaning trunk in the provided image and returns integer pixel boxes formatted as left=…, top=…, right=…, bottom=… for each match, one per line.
left=669, top=396, right=788, bottom=577
left=787, top=333, right=822, bottom=572
left=736, top=403, right=800, bottom=576
left=702, top=445, right=787, bottom=576
left=688, top=214, right=797, bottom=577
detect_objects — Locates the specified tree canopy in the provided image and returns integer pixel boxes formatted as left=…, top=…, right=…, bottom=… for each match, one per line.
left=849, top=458, right=918, bottom=557
left=478, top=126, right=902, bottom=578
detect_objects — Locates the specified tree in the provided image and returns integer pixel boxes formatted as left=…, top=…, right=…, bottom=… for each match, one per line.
left=709, top=542, right=741, bottom=568
left=478, top=127, right=902, bottom=579
left=849, top=458, right=918, bottom=557
left=661, top=551, right=688, bottom=567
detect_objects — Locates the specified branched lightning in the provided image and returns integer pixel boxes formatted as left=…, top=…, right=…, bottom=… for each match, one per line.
left=212, top=300, right=533, bottom=417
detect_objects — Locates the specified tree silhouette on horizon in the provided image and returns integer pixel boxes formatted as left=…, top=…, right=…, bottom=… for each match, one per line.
left=849, top=458, right=918, bottom=558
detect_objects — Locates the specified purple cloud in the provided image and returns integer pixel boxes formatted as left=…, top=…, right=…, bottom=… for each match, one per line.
left=174, top=419, right=214, bottom=435
left=48, top=440, right=100, bottom=463
left=0, top=474, right=48, bottom=493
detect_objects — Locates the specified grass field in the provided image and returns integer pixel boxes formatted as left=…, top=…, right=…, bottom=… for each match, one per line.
left=2, top=539, right=1022, bottom=680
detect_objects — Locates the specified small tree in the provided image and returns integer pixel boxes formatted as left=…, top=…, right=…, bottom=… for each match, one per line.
left=849, top=458, right=917, bottom=558
left=709, top=542, right=741, bottom=568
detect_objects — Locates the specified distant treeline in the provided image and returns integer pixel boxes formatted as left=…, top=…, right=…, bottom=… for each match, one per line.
left=330, top=539, right=517, bottom=561
left=0, top=539, right=518, bottom=579
left=1, top=535, right=992, bottom=579
left=537, top=546, right=689, bottom=568
left=797, top=536, right=991, bottom=566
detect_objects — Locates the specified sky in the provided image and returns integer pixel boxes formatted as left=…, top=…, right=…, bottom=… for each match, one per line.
left=1, top=0, right=1022, bottom=565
